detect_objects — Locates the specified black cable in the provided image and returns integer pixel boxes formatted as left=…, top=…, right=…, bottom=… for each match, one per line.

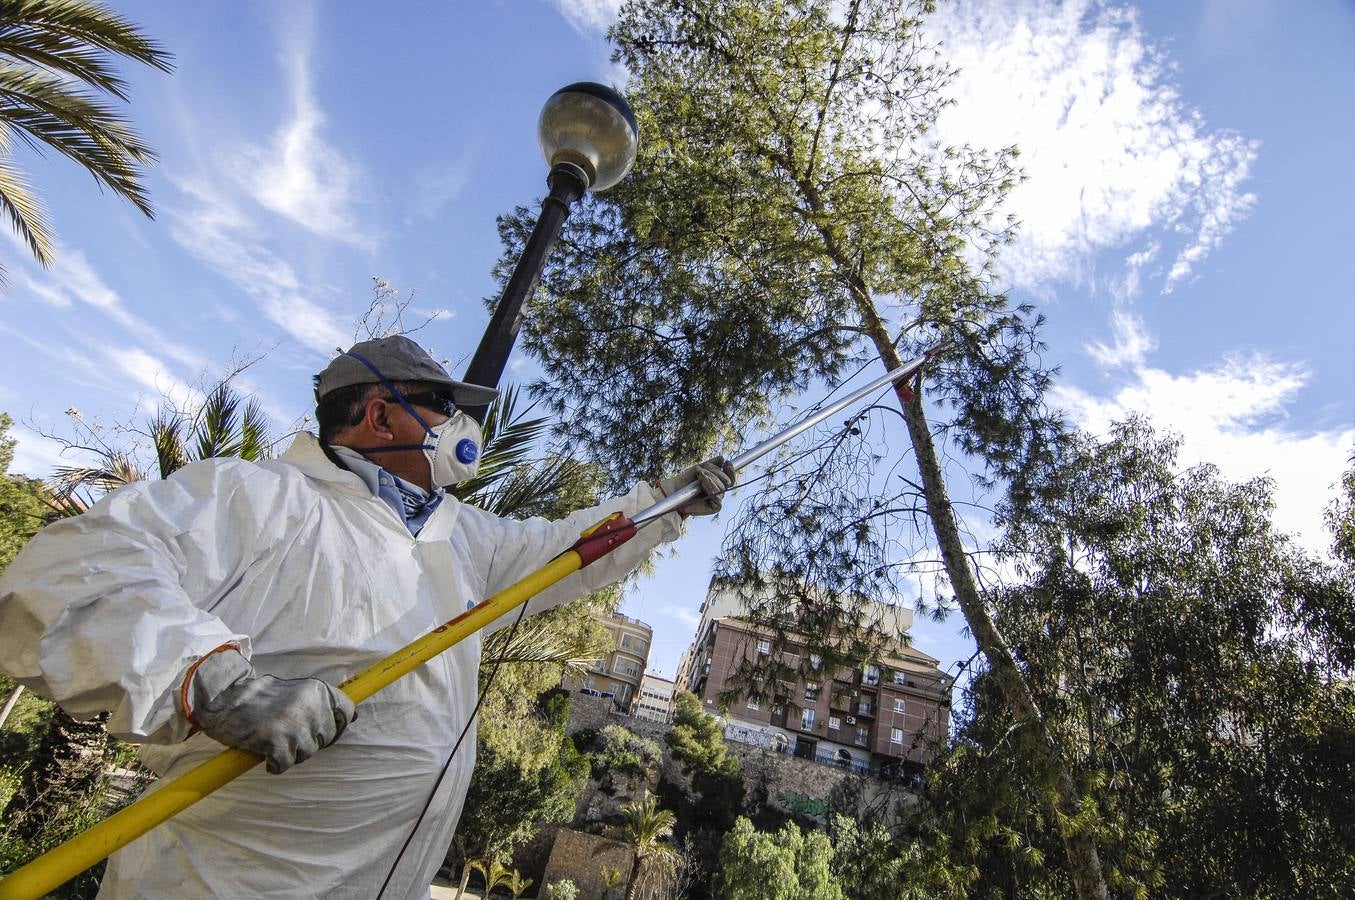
left=373, top=576, right=535, bottom=898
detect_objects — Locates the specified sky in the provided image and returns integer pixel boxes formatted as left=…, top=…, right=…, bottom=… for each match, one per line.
left=1, top=0, right=1352, bottom=689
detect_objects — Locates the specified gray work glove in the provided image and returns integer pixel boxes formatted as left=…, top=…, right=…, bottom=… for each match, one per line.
left=658, top=457, right=737, bottom=517
left=178, top=647, right=356, bottom=774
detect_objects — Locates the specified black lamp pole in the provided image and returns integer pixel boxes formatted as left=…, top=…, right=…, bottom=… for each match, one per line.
left=459, top=163, right=586, bottom=422
left=460, top=82, right=638, bottom=423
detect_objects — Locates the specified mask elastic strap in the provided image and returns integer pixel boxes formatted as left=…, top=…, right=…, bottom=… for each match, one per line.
left=344, top=350, right=440, bottom=449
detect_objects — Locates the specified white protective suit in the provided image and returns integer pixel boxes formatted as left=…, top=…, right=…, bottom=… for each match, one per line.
left=0, top=433, right=682, bottom=899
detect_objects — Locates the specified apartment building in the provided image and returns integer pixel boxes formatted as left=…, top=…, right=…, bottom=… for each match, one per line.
left=562, top=612, right=652, bottom=713
left=676, top=582, right=952, bottom=780
left=634, top=673, right=677, bottom=724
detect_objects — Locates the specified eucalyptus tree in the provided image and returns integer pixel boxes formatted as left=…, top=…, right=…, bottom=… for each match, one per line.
left=494, top=0, right=1098, bottom=892
left=0, top=0, right=172, bottom=281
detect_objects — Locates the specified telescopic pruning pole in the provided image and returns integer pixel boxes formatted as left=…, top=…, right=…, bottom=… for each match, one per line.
left=0, top=348, right=939, bottom=900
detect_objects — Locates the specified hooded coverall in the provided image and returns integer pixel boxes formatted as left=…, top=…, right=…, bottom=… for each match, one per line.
left=0, top=432, right=682, bottom=898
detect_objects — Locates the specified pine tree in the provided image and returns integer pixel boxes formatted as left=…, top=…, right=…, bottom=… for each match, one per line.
left=493, top=0, right=1101, bottom=892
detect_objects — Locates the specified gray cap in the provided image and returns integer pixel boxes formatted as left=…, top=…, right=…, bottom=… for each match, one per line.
left=314, top=335, right=500, bottom=406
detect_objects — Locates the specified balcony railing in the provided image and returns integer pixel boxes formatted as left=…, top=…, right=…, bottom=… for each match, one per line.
left=723, top=726, right=871, bottom=774
left=813, top=749, right=870, bottom=774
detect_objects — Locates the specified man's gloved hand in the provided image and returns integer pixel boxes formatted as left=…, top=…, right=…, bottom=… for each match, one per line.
left=658, top=457, right=737, bottom=517
left=178, top=646, right=356, bottom=774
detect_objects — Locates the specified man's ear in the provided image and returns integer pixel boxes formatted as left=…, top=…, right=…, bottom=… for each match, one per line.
left=364, top=396, right=395, bottom=441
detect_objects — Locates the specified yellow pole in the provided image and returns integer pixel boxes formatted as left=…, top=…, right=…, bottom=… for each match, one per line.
left=0, top=550, right=587, bottom=900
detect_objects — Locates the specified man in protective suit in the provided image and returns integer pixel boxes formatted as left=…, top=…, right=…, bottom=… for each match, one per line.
left=0, top=335, right=734, bottom=898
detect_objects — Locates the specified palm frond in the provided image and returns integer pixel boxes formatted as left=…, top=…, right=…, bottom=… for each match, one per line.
left=0, top=0, right=173, bottom=77
left=148, top=412, right=186, bottom=478
left=238, top=399, right=269, bottom=461
left=0, top=0, right=173, bottom=104
left=476, top=455, right=595, bottom=520
left=450, top=384, right=550, bottom=502
left=192, top=383, right=243, bottom=462
left=0, top=63, right=157, bottom=215
left=481, top=616, right=610, bottom=676
left=49, top=453, right=142, bottom=498
left=0, top=154, right=52, bottom=271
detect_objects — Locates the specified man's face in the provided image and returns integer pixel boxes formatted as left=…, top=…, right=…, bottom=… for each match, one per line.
left=388, top=387, right=456, bottom=430
left=381, top=386, right=456, bottom=448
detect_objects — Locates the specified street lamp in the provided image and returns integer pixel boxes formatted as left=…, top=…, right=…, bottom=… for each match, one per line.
left=460, top=82, right=639, bottom=422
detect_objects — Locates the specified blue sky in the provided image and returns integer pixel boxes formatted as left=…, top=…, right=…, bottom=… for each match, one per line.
left=1, top=0, right=1351, bottom=684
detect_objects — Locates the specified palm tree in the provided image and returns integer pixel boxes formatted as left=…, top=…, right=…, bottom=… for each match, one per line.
left=48, top=381, right=269, bottom=516
left=601, top=795, right=679, bottom=900
left=0, top=0, right=173, bottom=281
left=455, top=857, right=514, bottom=900
left=499, top=868, right=532, bottom=900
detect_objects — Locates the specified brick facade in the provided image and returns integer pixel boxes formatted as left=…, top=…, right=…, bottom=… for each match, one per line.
left=686, top=617, right=951, bottom=776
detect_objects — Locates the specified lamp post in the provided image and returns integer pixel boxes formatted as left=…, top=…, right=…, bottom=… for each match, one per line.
left=460, top=82, right=639, bottom=423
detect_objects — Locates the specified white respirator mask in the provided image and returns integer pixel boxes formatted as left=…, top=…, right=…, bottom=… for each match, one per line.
left=421, top=411, right=483, bottom=486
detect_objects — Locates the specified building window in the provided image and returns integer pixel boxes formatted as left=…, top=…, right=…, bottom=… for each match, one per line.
left=809, top=653, right=822, bottom=670
left=894, top=698, right=906, bottom=714
left=756, top=639, right=770, bottom=655
left=828, top=715, right=841, bottom=731
left=863, top=664, right=880, bottom=686
left=892, top=669, right=909, bottom=685
left=801, top=708, right=815, bottom=730
left=890, top=727, right=904, bottom=744
left=856, top=727, right=868, bottom=746
left=747, top=697, right=759, bottom=711
left=804, top=681, right=820, bottom=700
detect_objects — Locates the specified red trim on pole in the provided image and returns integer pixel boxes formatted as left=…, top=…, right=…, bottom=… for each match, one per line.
left=570, top=512, right=638, bottom=566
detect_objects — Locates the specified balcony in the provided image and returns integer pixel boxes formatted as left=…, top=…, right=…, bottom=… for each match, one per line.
left=855, top=702, right=875, bottom=718
left=814, top=749, right=869, bottom=774
left=886, top=671, right=952, bottom=701
left=720, top=726, right=878, bottom=775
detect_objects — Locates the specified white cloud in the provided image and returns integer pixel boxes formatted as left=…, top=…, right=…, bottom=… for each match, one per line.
left=109, top=347, right=200, bottom=413
left=0, top=229, right=204, bottom=373
left=1056, top=327, right=1352, bottom=552
left=412, top=160, right=469, bottom=220
left=230, top=18, right=371, bottom=247
left=7, top=423, right=70, bottom=479
left=1085, top=308, right=1156, bottom=368
left=661, top=605, right=701, bottom=627
left=551, top=0, right=622, bottom=35
left=168, top=179, right=350, bottom=356
left=926, top=0, right=1258, bottom=294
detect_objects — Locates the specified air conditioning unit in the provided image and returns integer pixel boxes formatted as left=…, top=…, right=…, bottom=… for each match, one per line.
left=846, top=716, right=857, bottom=725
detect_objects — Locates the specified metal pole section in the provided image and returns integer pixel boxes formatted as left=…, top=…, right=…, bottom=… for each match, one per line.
left=460, top=162, right=588, bottom=423
left=633, top=347, right=939, bottom=525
